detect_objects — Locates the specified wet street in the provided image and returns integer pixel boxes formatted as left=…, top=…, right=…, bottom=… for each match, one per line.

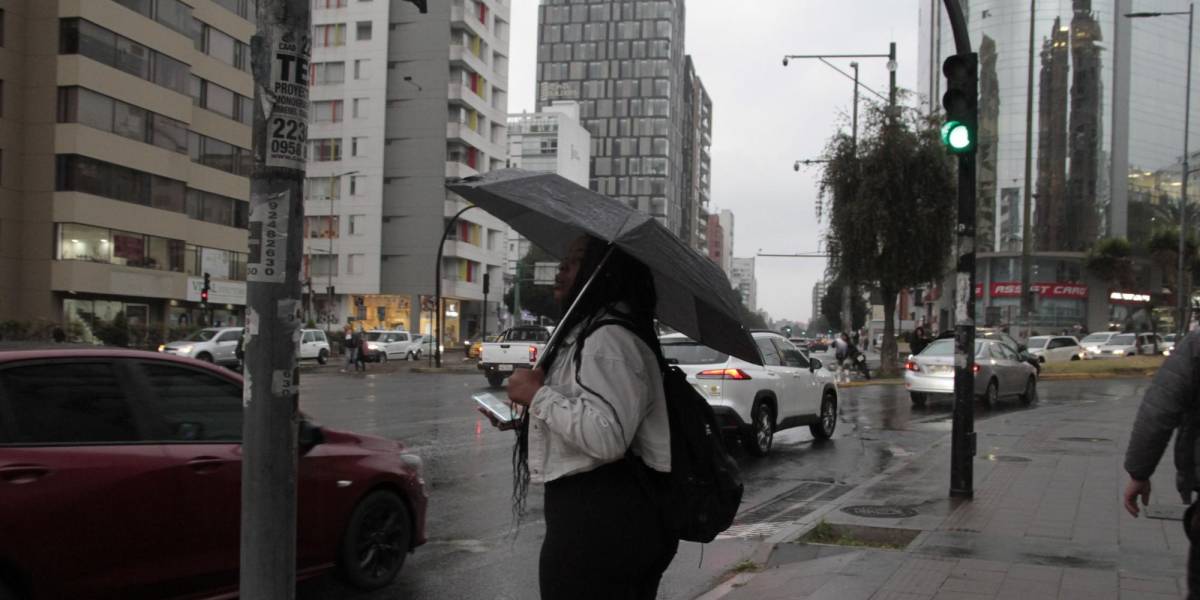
left=293, top=368, right=1148, bottom=600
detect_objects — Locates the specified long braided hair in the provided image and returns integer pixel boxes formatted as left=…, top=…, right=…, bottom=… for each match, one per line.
left=510, top=236, right=663, bottom=521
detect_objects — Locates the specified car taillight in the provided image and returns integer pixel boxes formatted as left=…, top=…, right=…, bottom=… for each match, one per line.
left=905, top=360, right=920, bottom=372
left=529, top=345, right=538, bottom=363
left=972, top=363, right=981, bottom=374
left=697, top=368, right=752, bottom=380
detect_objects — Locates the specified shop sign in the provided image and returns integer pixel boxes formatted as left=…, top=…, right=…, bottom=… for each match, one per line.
left=187, top=277, right=246, bottom=305
left=985, top=282, right=1089, bottom=300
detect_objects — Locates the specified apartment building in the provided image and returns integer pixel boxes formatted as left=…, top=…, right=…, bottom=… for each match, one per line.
left=301, top=0, right=510, bottom=345
left=0, top=0, right=257, bottom=344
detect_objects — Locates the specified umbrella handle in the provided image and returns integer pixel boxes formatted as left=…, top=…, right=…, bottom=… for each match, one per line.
left=534, top=244, right=617, bottom=372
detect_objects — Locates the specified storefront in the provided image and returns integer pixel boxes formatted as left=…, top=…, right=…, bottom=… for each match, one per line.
left=977, top=281, right=1090, bottom=332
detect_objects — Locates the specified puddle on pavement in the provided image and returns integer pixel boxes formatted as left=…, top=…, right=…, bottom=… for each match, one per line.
left=799, top=523, right=921, bottom=550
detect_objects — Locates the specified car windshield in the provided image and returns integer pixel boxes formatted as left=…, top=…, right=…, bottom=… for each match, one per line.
left=661, top=340, right=729, bottom=365
left=1167, top=334, right=1177, bottom=342
left=1081, top=333, right=1111, bottom=344
left=185, top=329, right=220, bottom=342
left=1110, top=334, right=1136, bottom=345
left=365, top=332, right=385, bottom=341
left=1026, top=337, right=1049, bottom=349
left=921, top=339, right=984, bottom=357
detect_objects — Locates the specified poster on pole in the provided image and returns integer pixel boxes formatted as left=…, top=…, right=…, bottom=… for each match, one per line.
left=265, top=27, right=310, bottom=170
left=247, top=192, right=289, bottom=283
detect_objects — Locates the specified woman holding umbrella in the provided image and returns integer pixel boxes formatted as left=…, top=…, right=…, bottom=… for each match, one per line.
left=484, top=235, right=678, bottom=600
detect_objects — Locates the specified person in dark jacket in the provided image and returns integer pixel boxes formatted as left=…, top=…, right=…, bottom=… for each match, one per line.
left=910, top=326, right=930, bottom=356
left=1124, top=330, right=1200, bottom=596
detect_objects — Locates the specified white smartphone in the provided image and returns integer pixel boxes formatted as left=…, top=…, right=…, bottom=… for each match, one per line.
left=473, top=392, right=518, bottom=423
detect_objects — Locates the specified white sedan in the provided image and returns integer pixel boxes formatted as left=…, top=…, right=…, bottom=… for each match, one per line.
left=1095, top=333, right=1163, bottom=358
left=1026, top=335, right=1084, bottom=363
left=905, top=339, right=1037, bottom=407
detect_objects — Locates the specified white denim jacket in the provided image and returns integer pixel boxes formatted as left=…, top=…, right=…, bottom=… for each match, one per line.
left=527, top=318, right=670, bottom=484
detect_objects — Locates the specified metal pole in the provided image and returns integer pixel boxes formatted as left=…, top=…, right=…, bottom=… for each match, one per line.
left=1021, top=0, right=1036, bottom=340
left=436, top=205, right=476, bottom=368
left=843, top=63, right=860, bottom=335
left=942, top=0, right=976, bottom=499
left=242, top=0, right=309, bottom=596
left=889, top=42, right=898, bottom=111
left=328, top=192, right=334, bottom=328
left=514, top=259, right=523, bottom=326
left=1181, top=3, right=1194, bottom=336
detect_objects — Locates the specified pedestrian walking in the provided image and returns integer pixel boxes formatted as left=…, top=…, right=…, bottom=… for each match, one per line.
left=1123, top=330, right=1200, bottom=597
left=354, top=325, right=368, bottom=372
left=483, top=235, right=678, bottom=600
left=341, top=324, right=355, bottom=373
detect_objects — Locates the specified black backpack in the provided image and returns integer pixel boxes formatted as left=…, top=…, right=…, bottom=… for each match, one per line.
left=573, top=319, right=744, bottom=543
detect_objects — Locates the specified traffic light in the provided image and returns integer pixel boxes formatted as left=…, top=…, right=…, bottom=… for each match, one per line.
left=784, top=325, right=793, bottom=336
left=201, top=272, right=211, bottom=305
left=941, top=53, right=978, bottom=154
left=482, top=273, right=490, bottom=296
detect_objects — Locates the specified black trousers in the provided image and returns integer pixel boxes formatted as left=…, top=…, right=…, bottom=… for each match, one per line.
left=540, top=460, right=679, bottom=600
left=1187, top=500, right=1200, bottom=599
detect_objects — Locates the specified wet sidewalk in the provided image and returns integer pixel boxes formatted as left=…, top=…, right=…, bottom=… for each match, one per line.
left=699, top=385, right=1191, bottom=600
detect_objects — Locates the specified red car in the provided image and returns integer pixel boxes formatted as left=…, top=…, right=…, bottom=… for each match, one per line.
left=0, top=348, right=426, bottom=600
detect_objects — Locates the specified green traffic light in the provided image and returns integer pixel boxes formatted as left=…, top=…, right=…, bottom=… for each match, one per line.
left=941, top=120, right=973, bottom=152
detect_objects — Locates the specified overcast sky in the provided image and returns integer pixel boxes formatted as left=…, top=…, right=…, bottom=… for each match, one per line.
left=506, top=1, right=920, bottom=324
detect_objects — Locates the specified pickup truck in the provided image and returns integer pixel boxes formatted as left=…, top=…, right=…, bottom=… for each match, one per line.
left=479, top=326, right=553, bottom=387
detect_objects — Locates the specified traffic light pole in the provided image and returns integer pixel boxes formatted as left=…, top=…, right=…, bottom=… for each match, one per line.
left=942, top=0, right=977, bottom=499
left=242, top=1, right=309, bottom=596
left=435, top=205, right=477, bottom=368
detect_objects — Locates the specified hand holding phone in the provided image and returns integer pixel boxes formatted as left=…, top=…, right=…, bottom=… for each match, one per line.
left=474, top=393, right=519, bottom=430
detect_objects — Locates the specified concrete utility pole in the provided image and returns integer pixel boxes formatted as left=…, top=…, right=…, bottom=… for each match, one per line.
left=1020, top=0, right=1036, bottom=340
left=242, top=0, right=310, bottom=596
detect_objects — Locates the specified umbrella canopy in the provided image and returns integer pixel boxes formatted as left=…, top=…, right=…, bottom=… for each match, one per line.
left=448, top=169, right=761, bottom=365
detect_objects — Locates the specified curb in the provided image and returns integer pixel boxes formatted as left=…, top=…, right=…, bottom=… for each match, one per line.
left=1039, top=371, right=1156, bottom=380
left=411, top=365, right=480, bottom=374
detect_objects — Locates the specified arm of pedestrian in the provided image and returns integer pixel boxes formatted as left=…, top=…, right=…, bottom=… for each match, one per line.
left=1123, top=477, right=1152, bottom=518
left=1124, top=334, right=1200, bottom=483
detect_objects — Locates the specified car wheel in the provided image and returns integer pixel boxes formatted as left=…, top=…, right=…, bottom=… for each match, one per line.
left=338, top=490, right=412, bottom=591
left=810, top=393, right=837, bottom=440
left=378, top=352, right=388, bottom=364
left=741, top=401, right=774, bottom=457
left=487, top=374, right=505, bottom=388
left=910, top=392, right=927, bottom=408
left=196, top=352, right=213, bottom=363
left=982, top=379, right=999, bottom=407
left=1019, top=376, right=1037, bottom=406
left=317, top=349, right=329, bottom=365
left=1070, top=354, right=1080, bottom=361
left=406, top=351, right=415, bottom=361
left=1037, top=356, right=1045, bottom=364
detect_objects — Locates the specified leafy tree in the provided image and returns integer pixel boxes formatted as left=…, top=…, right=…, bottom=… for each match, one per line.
left=1085, top=237, right=1136, bottom=291
left=737, top=302, right=767, bottom=330
left=818, top=103, right=956, bottom=375
left=820, top=282, right=868, bottom=332
left=503, top=245, right=559, bottom=322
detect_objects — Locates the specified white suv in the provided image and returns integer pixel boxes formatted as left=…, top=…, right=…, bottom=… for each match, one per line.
left=660, top=331, right=840, bottom=456
left=299, top=329, right=331, bottom=364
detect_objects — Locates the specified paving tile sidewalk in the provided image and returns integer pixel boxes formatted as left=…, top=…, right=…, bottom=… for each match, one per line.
left=701, top=389, right=1191, bottom=600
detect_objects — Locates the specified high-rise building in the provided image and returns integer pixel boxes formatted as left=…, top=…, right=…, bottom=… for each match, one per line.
left=811, top=280, right=827, bottom=328
left=505, top=101, right=591, bottom=280
left=307, top=0, right=511, bottom=347
left=680, top=55, right=712, bottom=252
left=730, top=256, right=756, bottom=312
left=706, top=208, right=733, bottom=277
left=917, top=0, right=1197, bottom=332
left=0, top=0, right=258, bottom=343
left=535, top=0, right=707, bottom=244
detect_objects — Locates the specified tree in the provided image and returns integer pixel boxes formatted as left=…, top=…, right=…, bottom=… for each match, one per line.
left=503, top=245, right=559, bottom=323
left=1085, top=237, right=1135, bottom=291
left=737, top=301, right=767, bottom=330
left=819, top=103, right=957, bottom=376
left=819, top=282, right=868, bottom=332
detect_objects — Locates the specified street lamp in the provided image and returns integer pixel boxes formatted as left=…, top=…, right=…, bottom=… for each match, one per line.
left=1126, top=5, right=1193, bottom=335
left=312, top=169, right=358, bottom=336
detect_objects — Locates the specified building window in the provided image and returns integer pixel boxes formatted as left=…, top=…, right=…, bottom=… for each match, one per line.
left=305, top=176, right=342, bottom=201
left=313, top=0, right=348, bottom=7
left=349, top=214, right=365, bottom=235
left=304, top=215, right=339, bottom=238
left=59, top=19, right=190, bottom=95
left=57, top=87, right=190, bottom=155
left=353, top=98, right=369, bottom=118
left=315, top=23, right=346, bottom=47
left=309, top=254, right=338, bottom=277
left=114, top=0, right=193, bottom=36
left=354, top=59, right=370, bottom=80
left=351, top=136, right=366, bottom=157
left=188, top=77, right=252, bottom=124
left=348, top=254, right=364, bottom=274
left=312, top=100, right=343, bottom=123
left=310, top=61, right=346, bottom=85
left=57, top=222, right=190, bottom=273
left=188, top=132, right=252, bottom=175
left=349, top=175, right=364, bottom=196
left=540, top=139, right=557, bottom=155
left=310, top=138, right=342, bottom=162
left=356, top=21, right=372, bottom=41
left=211, top=0, right=257, bottom=20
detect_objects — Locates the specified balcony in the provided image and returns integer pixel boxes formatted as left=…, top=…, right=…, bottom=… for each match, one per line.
left=446, top=161, right=479, bottom=179
left=449, top=45, right=492, bottom=81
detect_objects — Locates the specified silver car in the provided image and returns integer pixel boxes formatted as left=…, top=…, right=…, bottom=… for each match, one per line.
left=904, top=338, right=1038, bottom=407
left=159, top=327, right=244, bottom=366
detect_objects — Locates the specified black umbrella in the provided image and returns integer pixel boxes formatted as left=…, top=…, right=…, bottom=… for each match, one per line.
left=447, top=169, right=761, bottom=365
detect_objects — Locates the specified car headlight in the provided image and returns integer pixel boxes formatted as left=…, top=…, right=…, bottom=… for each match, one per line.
left=367, top=342, right=379, bottom=350
left=157, top=344, right=165, bottom=352
left=177, top=345, right=193, bottom=354
left=1165, top=349, right=1173, bottom=356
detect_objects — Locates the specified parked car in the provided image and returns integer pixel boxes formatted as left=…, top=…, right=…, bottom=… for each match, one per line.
left=363, top=330, right=422, bottom=362
left=1096, top=332, right=1163, bottom=358
left=660, top=331, right=839, bottom=457
left=0, top=347, right=427, bottom=599
left=479, top=326, right=552, bottom=387
left=1079, top=331, right=1119, bottom=357
left=905, top=338, right=1038, bottom=407
left=159, top=327, right=243, bottom=367
left=976, top=329, right=1041, bottom=374
left=1025, top=335, right=1083, bottom=363
left=807, top=338, right=829, bottom=352
left=1163, top=333, right=1178, bottom=356
left=299, top=329, right=331, bottom=364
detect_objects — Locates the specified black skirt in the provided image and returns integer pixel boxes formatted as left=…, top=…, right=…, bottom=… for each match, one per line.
left=539, top=459, right=679, bottom=600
